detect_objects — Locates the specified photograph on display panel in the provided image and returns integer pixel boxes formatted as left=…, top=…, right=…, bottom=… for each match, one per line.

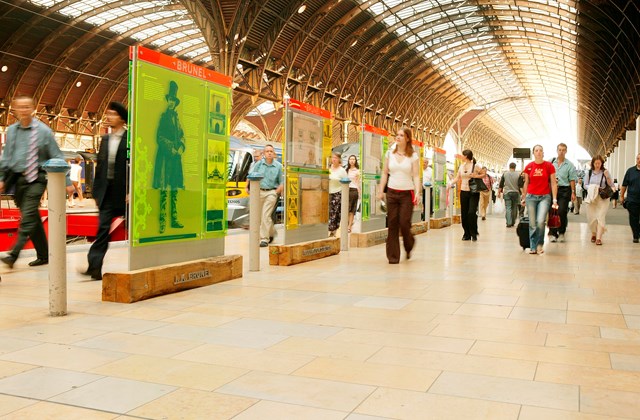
left=288, top=110, right=324, bottom=168
left=363, top=131, right=382, bottom=174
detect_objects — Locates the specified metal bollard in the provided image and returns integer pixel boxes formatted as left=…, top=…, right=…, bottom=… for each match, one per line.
left=43, top=158, right=70, bottom=317
left=423, top=185, right=431, bottom=224
left=447, top=187, right=454, bottom=218
left=247, top=173, right=264, bottom=272
left=339, top=178, right=351, bottom=251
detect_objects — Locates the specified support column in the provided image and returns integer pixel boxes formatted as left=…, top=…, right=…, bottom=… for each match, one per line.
left=43, top=158, right=70, bottom=317
left=339, top=178, right=350, bottom=251
left=624, top=130, right=637, bottom=176
left=247, top=173, right=264, bottom=272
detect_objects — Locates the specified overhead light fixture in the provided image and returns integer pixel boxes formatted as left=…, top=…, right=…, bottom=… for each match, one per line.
left=350, top=39, right=357, bottom=47
left=0, top=65, right=7, bottom=72
left=75, top=81, right=82, bottom=87
left=297, top=5, right=306, bottom=13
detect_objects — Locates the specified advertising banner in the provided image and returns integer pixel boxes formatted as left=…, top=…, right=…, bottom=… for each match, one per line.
left=130, top=46, right=231, bottom=247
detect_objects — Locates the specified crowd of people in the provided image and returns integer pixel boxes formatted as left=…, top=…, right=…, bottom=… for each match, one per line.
left=2, top=97, right=639, bottom=275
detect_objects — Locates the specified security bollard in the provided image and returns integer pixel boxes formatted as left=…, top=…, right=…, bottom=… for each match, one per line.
left=423, top=185, right=431, bottom=224
left=247, top=173, right=264, bottom=271
left=43, top=158, right=70, bottom=317
left=340, top=177, right=351, bottom=251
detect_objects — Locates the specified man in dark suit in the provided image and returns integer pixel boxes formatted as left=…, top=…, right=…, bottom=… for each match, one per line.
left=81, top=102, right=128, bottom=280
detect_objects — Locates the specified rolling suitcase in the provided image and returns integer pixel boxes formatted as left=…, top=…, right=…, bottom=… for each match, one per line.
left=516, top=216, right=530, bottom=250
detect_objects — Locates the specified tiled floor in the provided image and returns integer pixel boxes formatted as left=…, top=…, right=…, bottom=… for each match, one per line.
left=1, top=210, right=640, bottom=419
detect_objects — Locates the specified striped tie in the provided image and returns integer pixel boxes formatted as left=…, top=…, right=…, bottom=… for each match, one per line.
left=24, top=125, right=39, bottom=183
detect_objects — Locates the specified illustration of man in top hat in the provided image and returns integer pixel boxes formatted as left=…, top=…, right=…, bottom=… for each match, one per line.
left=153, top=80, right=185, bottom=233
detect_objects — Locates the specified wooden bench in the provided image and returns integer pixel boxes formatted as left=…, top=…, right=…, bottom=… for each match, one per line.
left=102, top=255, right=242, bottom=303
left=269, top=238, right=340, bottom=266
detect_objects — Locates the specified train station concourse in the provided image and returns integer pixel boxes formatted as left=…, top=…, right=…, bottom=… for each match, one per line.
left=1, top=0, right=640, bottom=419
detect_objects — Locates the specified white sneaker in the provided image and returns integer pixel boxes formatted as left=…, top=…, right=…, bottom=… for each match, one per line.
left=558, top=233, right=565, bottom=242
left=549, top=235, right=557, bottom=243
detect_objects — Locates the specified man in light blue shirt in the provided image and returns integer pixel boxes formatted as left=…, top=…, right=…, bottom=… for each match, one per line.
left=249, top=144, right=283, bottom=247
left=549, top=143, right=577, bottom=242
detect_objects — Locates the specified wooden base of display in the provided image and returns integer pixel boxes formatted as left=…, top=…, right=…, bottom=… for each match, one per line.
left=269, top=238, right=340, bottom=266
left=102, top=255, right=243, bottom=303
left=350, top=221, right=429, bottom=248
left=452, top=215, right=461, bottom=224
left=429, top=217, right=452, bottom=229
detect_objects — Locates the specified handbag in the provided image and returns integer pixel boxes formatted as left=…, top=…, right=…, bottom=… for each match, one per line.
left=468, top=164, right=488, bottom=193
left=598, top=173, right=613, bottom=199
left=548, top=207, right=561, bottom=228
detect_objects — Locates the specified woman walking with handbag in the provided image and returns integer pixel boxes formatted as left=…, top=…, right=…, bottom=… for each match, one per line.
left=328, top=152, right=348, bottom=237
left=449, top=149, right=485, bottom=241
left=377, top=128, right=421, bottom=263
left=584, top=155, right=615, bottom=245
left=521, top=145, right=558, bottom=254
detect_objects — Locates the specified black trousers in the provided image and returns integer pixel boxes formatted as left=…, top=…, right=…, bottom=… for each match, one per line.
left=11, top=174, right=47, bottom=260
left=549, top=186, right=572, bottom=236
left=87, top=183, right=125, bottom=275
left=627, top=201, right=640, bottom=240
left=460, top=190, right=479, bottom=238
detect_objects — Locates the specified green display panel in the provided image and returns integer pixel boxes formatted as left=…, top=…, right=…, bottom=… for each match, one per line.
left=130, top=47, right=231, bottom=246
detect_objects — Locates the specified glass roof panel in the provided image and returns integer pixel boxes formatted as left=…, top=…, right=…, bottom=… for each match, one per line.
left=358, top=0, right=580, bottom=147
left=30, top=0, right=214, bottom=63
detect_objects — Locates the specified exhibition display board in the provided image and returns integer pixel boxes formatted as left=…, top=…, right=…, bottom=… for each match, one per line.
left=453, top=154, right=463, bottom=211
left=128, top=46, right=232, bottom=269
left=360, top=124, right=388, bottom=232
left=432, top=147, right=448, bottom=218
left=282, top=99, right=333, bottom=244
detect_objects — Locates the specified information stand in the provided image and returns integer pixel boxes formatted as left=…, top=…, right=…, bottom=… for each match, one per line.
left=432, top=147, right=448, bottom=219
left=281, top=99, right=333, bottom=245
left=359, top=124, right=389, bottom=233
left=127, top=46, right=232, bottom=270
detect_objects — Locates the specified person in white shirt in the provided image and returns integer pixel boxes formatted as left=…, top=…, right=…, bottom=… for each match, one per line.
left=67, top=159, right=84, bottom=207
left=377, top=128, right=421, bottom=263
left=328, top=152, right=348, bottom=236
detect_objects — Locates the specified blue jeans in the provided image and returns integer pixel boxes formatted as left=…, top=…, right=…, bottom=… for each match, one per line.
left=504, top=191, right=520, bottom=226
left=526, top=193, right=551, bottom=250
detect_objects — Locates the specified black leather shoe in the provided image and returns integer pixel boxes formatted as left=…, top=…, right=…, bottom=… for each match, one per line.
left=28, top=258, right=48, bottom=267
left=1, top=255, right=16, bottom=269
left=80, top=268, right=102, bottom=280
left=462, top=236, right=471, bottom=241
left=634, top=238, right=639, bottom=243
left=472, top=236, right=478, bottom=242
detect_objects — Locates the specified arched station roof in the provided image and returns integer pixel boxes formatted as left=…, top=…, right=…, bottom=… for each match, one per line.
left=0, top=0, right=638, bottom=167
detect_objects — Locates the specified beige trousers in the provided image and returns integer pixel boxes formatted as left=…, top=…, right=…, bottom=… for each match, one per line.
left=259, top=190, right=278, bottom=242
left=479, top=190, right=491, bottom=217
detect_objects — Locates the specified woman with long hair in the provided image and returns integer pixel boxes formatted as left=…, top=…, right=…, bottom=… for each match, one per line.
left=449, top=149, right=485, bottom=241
left=345, top=154, right=361, bottom=233
left=584, top=155, right=615, bottom=245
left=328, top=151, right=348, bottom=236
left=377, top=128, right=421, bottom=263
left=521, top=145, right=558, bottom=254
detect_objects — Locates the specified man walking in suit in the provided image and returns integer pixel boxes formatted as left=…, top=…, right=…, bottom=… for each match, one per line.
left=0, top=95, right=72, bottom=269
left=81, top=102, right=128, bottom=280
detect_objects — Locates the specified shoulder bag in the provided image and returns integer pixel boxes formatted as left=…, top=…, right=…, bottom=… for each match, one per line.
left=598, top=172, right=613, bottom=199
left=548, top=207, right=561, bottom=229
left=468, top=163, right=488, bottom=193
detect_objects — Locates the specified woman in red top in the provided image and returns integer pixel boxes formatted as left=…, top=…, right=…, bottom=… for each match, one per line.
left=521, top=145, right=558, bottom=254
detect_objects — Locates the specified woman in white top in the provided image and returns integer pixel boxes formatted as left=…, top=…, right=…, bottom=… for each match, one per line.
left=68, top=159, right=84, bottom=207
left=449, top=149, right=485, bottom=241
left=328, top=152, right=348, bottom=236
left=377, top=128, right=421, bottom=263
left=584, top=155, right=615, bottom=245
left=345, top=155, right=360, bottom=233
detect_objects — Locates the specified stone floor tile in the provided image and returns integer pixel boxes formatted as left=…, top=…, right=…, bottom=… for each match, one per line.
left=144, top=324, right=288, bottom=349
left=329, top=328, right=473, bottom=354
left=217, top=318, right=343, bottom=339
left=518, top=405, right=627, bottom=420
left=90, top=354, right=247, bottom=391
left=428, top=323, right=547, bottom=346
left=216, top=371, right=375, bottom=412
left=0, top=367, right=102, bottom=400
left=509, top=307, right=567, bottom=323
left=128, top=388, right=257, bottom=419
left=0, top=395, right=37, bottom=416
left=536, top=362, right=640, bottom=393
left=610, top=353, right=640, bottom=372
left=267, top=336, right=381, bottom=361
left=354, top=387, right=520, bottom=420
left=3, top=401, right=117, bottom=419
left=49, top=376, right=176, bottom=414
left=580, top=386, right=640, bottom=418
left=231, top=400, right=347, bottom=420
left=429, top=371, right=579, bottom=411
left=0, top=343, right=126, bottom=371
left=74, top=331, right=201, bottom=358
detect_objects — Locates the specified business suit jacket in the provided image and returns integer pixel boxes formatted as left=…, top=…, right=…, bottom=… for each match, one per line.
left=93, top=131, right=127, bottom=212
